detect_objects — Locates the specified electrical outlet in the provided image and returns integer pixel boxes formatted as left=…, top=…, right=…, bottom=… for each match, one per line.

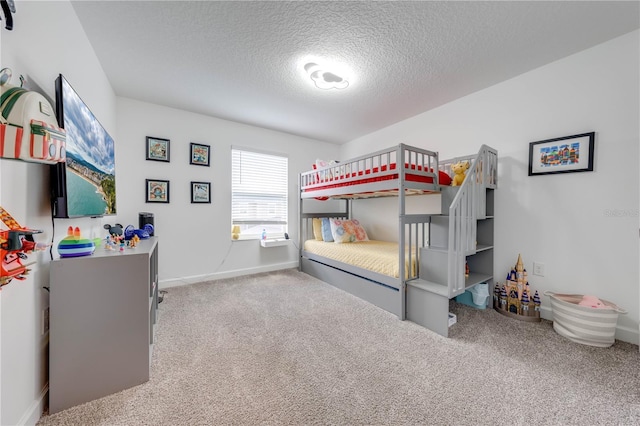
left=533, top=262, right=545, bottom=277
left=42, top=307, right=50, bottom=335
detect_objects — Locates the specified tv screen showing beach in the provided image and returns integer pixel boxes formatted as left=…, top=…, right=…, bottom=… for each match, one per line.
left=59, top=76, right=116, bottom=217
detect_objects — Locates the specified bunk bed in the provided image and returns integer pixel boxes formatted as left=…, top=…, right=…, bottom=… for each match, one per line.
left=299, top=143, right=498, bottom=336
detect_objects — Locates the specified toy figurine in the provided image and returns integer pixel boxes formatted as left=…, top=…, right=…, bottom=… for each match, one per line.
left=451, top=161, right=470, bottom=186
left=110, top=234, right=123, bottom=251
left=232, top=225, right=241, bottom=240
left=103, top=223, right=123, bottom=235
left=128, top=234, right=140, bottom=248
left=104, top=235, right=117, bottom=251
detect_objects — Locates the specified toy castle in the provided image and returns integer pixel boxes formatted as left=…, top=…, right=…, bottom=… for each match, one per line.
left=493, top=254, right=541, bottom=322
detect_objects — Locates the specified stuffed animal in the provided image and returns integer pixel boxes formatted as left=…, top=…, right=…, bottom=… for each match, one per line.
left=578, top=295, right=608, bottom=309
left=451, top=161, right=470, bottom=186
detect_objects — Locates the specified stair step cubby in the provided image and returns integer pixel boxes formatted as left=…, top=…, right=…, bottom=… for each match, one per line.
left=407, top=186, right=495, bottom=337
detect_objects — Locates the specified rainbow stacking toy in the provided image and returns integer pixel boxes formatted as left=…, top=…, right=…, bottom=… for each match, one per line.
left=57, top=226, right=95, bottom=258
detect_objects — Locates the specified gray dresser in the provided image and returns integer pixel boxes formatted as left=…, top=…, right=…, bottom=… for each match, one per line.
left=49, top=237, right=159, bottom=414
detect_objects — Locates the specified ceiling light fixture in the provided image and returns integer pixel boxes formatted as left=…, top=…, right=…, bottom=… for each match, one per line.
left=304, top=62, right=349, bottom=90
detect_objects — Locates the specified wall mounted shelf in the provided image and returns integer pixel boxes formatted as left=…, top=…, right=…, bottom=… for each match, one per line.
left=260, top=239, right=291, bottom=248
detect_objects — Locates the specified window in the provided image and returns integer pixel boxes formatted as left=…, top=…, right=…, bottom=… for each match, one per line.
left=231, top=148, right=288, bottom=239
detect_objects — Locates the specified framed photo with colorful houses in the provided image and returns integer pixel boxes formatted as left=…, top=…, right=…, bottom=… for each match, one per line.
left=146, top=136, right=170, bottom=162
left=528, top=132, right=595, bottom=176
left=145, top=179, right=170, bottom=203
left=190, top=143, right=210, bottom=166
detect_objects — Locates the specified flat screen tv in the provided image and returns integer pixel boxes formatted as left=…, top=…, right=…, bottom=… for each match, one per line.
left=51, top=74, right=116, bottom=218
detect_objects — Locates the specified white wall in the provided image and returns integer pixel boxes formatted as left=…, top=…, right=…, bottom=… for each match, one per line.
left=341, top=31, right=640, bottom=344
left=0, top=1, right=117, bottom=424
left=114, top=98, right=338, bottom=286
left=1, top=2, right=339, bottom=422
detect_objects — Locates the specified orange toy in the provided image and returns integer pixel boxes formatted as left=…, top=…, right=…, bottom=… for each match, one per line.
left=0, top=206, right=46, bottom=288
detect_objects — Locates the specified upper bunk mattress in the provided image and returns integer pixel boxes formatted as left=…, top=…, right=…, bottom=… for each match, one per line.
left=302, top=164, right=450, bottom=196
left=301, top=165, right=451, bottom=200
left=303, top=239, right=416, bottom=279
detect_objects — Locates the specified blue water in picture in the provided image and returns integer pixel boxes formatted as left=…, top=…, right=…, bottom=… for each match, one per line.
left=67, top=172, right=107, bottom=216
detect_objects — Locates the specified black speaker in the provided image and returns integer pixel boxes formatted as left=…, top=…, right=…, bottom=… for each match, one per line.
left=139, top=212, right=154, bottom=236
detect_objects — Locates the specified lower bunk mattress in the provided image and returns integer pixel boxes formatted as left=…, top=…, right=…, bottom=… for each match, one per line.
left=303, top=239, right=416, bottom=279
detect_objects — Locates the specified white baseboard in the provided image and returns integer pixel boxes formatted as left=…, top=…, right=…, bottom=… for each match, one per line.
left=615, top=325, right=640, bottom=346
left=159, top=262, right=299, bottom=289
left=17, top=385, right=47, bottom=426
left=539, top=306, right=639, bottom=346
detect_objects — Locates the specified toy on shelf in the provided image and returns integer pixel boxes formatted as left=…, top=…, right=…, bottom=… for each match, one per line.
left=127, top=234, right=140, bottom=248
left=104, top=224, right=144, bottom=251
left=103, top=223, right=123, bottom=237
left=123, top=224, right=152, bottom=240
left=104, top=234, right=118, bottom=251
left=102, top=223, right=124, bottom=251
left=232, top=225, right=241, bottom=240
left=57, top=226, right=95, bottom=258
left=451, top=160, right=470, bottom=186
left=0, top=206, right=47, bottom=288
left=493, top=254, right=541, bottom=322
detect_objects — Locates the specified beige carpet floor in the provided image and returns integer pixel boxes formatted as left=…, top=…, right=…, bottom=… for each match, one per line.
left=38, top=269, right=640, bottom=425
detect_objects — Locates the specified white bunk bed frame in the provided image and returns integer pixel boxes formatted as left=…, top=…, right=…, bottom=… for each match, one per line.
left=299, top=143, right=498, bottom=331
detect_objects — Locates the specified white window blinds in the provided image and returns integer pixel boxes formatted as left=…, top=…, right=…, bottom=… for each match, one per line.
left=231, top=148, right=288, bottom=237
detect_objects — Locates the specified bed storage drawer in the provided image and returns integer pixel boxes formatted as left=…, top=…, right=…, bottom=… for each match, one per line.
left=301, top=257, right=402, bottom=317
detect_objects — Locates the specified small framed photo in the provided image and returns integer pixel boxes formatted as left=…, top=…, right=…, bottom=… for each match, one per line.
left=190, top=142, right=210, bottom=166
left=191, top=181, right=211, bottom=203
left=528, top=132, right=595, bottom=176
left=146, top=137, right=170, bottom=162
left=146, top=179, right=170, bottom=203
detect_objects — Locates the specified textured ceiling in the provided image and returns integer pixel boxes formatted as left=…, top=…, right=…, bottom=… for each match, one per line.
left=72, top=1, right=639, bottom=144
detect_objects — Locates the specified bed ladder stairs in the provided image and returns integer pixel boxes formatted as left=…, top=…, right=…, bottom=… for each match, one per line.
left=406, top=145, right=498, bottom=337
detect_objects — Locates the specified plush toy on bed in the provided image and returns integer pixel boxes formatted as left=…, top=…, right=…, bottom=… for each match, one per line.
left=451, top=161, right=470, bottom=186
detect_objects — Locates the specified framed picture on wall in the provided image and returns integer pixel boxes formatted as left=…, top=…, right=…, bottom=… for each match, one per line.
left=190, top=143, right=210, bottom=166
left=528, top=132, right=595, bottom=176
left=145, top=179, right=170, bottom=203
left=191, top=181, right=211, bottom=203
left=146, top=137, right=170, bottom=162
